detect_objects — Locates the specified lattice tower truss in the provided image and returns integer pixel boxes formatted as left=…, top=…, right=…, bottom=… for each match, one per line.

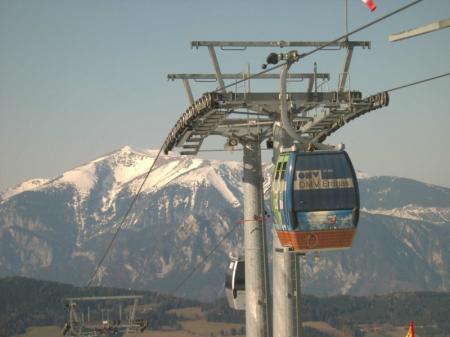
left=163, top=40, right=389, bottom=155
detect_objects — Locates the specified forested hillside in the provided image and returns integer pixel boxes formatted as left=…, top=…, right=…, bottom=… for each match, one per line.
left=0, top=277, right=196, bottom=337
left=1, top=277, right=449, bottom=337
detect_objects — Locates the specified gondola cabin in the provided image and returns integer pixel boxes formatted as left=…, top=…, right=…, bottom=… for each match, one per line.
left=271, top=149, right=359, bottom=252
left=225, top=256, right=245, bottom=310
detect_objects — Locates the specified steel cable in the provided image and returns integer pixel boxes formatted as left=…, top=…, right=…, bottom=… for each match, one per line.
left=386, top=72, right=450, bottom=93
left=171, top=220, right=242, bottom=295
left=86, top=146, right=165, bottom=287
left=212, top=0, right=424, bottom=94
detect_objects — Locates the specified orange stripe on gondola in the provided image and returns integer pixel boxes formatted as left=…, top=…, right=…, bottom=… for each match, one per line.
left=276, top=228, right=356, bottom=252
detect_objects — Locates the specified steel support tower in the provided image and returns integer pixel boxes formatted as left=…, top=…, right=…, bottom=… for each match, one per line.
left=243, top=139, right=272, bottom=337
left=165, top=40, right=389, bottom=337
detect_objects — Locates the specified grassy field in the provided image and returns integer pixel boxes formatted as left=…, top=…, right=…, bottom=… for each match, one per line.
left=12, top=305, right=244, bottom=337
left=14, top=326, right=61, bottom=337
left=167, top=306, right=204, bottom=320
left=12, top=306, right=420, bottom=337
left=14, top=322, right=419, bottom=337
left=304, top=321, right=350, bottom=337
left=358, top=324, right=412, bottom=337
left=14, top=321, right=245, bottom=337
left=181, top=319, right=244, bottom=336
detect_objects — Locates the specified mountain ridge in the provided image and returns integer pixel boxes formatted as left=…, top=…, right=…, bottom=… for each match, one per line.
left=0, top=145, right=449, bottom=300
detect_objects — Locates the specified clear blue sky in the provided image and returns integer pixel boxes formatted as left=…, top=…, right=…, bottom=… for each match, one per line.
left=1, top=0, right=449, bottom=191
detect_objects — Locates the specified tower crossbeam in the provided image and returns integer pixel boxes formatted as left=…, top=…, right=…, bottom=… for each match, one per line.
left=163, top=90, right=388, bottom=155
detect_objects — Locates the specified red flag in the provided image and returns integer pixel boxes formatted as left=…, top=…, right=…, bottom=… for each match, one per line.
left=362, top=0, right=377, bottom=12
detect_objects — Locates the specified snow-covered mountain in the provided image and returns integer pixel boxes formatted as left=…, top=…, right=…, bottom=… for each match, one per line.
left=1, top=146, right=449, bottom=300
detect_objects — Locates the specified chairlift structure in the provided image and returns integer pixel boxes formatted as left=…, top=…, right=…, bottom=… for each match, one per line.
left=62, top=295, right=148, bottom=337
